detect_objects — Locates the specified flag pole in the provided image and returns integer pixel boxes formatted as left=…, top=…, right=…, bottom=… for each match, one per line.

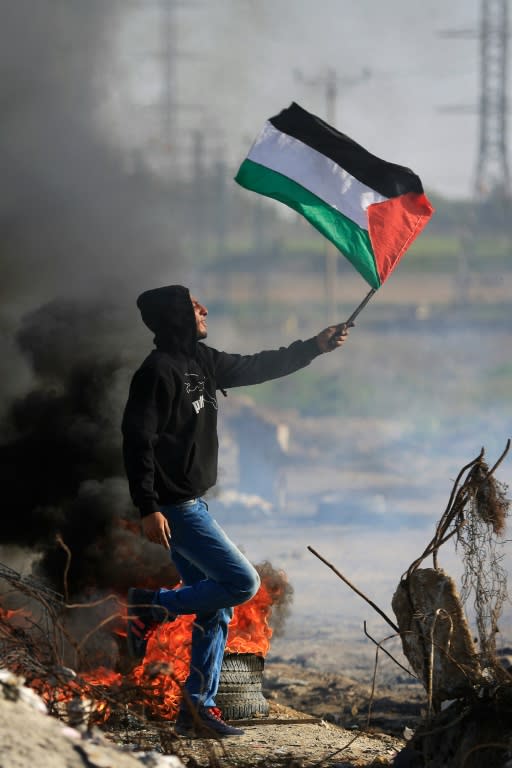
left=328, top=287, right=375, bottom=349
left=339, top=287, right=376, bottom=329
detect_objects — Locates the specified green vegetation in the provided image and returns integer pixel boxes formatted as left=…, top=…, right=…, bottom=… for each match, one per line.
left=188, top=179, right=512, bottom=275
left=242, top=369, right=362, bottom=418
left=200, top=226, right=510, bottom=278
left=243, top=360, right=512, bottom=422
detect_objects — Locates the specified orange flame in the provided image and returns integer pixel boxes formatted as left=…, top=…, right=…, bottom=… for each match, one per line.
left=226, top=581, right=273, bottom=655
left=127, top=579, right=275, bottom=718
left=0, top=571, right=287, bottom=722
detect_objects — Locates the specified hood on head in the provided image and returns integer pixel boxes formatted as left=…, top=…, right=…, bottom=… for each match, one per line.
left=136, top=285, right=197, bottom=354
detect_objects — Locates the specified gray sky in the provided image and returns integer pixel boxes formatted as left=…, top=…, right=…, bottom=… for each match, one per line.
left=101, top=0, right=489, bottom=199
left=0, top=0, right=500, bottom=315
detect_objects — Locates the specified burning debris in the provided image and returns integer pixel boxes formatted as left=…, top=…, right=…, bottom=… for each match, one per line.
left=123, top=560, right=291, bottom=722
left=0, top=558, right=292, bottom=726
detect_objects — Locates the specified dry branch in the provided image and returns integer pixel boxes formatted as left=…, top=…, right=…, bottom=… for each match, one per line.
left=307, top=545, right=399, bottom=632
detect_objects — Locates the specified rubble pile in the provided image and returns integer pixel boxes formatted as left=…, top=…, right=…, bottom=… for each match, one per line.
left=0, top=668, right=185, bottom=768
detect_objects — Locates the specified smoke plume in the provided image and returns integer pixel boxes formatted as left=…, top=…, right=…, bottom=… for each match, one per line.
left=0, top=297, right=179, bottom=597
left=0, top=3, right=186, bottom=594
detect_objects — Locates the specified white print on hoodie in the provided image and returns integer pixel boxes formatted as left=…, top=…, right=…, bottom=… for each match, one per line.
left=184, top=373, right=218, bottom=413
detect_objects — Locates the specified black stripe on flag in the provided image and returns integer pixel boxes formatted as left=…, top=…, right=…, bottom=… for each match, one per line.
left=270, top=102, right=424, bottom=199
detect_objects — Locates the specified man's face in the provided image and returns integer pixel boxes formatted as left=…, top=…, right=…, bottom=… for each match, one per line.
left=191, top=296, right=208, bottom=339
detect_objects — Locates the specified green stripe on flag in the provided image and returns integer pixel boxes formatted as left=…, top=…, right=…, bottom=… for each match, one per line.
left=236, top=159, right=381, bottom=289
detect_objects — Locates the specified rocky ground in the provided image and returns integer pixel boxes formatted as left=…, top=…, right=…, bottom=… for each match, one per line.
left=101, top=658, right=426, bottom=767
left=262, top=659, right=425, bottom=738
left=153, top=700, right=406, bottom=768
left=0, top=658, right=423, bottom=768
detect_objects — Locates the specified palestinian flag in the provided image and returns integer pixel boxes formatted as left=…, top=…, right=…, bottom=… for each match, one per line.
left=235, top=102, right=434, bottom=290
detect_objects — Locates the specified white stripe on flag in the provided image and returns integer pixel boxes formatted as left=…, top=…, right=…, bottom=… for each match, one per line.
left=247, top=122, right=388, bottom=231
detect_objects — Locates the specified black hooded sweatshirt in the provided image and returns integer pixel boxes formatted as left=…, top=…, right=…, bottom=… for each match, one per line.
left=122, top=285, right=322, bottom=517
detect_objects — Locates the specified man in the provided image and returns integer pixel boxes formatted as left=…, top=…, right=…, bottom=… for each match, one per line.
left=122, top=284, right=350, bottom=737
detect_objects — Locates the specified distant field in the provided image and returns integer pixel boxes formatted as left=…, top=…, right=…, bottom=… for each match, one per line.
left=201, top=268, right=512, bottom=311
left=209, top=231, right=512, bottom=275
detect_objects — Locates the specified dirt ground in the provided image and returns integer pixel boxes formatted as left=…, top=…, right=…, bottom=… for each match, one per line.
left=105, top=658, right=426, bottom=767
left=164, top=702, right=405, bottom=768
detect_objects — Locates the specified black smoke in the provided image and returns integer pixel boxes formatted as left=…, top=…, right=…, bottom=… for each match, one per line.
left=0, top=1, right=189, bottom=321
left=0, top=2, right=188, bottom=595
left=0, top=298, right=177, bottom=597
left=0, top=2, right=293, bottom=625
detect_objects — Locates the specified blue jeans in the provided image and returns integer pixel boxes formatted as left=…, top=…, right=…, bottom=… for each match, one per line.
left=155, top=498, right=260, bottom=707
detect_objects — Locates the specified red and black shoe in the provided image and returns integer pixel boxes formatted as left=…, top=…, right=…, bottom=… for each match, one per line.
left=175, top=704, right=245, bottom=738
left=126, top=587, right=167, bottom=660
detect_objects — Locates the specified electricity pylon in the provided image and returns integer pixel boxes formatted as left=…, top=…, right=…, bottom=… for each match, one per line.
left=440, top=0, right=510, bottom=305
left=475, top=0, right=510, bottom=201
left=440, top=0, right=510, bottom=201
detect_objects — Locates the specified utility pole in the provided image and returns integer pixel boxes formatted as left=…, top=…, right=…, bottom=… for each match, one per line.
left=295, top=68, right=370, bottom=323
left=157, top=0, right=207, bottom=177
left=161, top=0, right=177, bottom=159
left=125, top=0, right=203, bottom=177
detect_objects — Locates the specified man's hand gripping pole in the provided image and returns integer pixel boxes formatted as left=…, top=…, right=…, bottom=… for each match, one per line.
left=329, top=287, right=376, bottom=348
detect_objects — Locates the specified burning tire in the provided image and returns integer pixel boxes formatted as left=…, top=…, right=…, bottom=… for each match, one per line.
left=216, top=653, right=269, bottom=720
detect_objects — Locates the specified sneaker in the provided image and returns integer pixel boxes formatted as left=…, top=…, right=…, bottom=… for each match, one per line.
left=126, top=587, right=164, bottom=660
left=175, top=705, right=245, bottom=738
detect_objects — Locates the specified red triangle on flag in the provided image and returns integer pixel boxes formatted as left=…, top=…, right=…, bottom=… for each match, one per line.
left=367, top=192, right=434, bottom=285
